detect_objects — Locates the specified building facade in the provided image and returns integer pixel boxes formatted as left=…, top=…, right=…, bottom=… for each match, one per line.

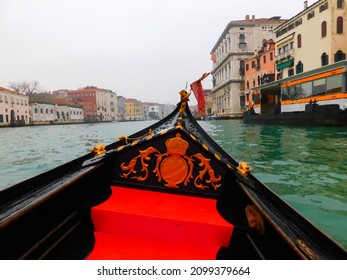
left=31, top=103, right=84, bottom=124
left=117, top=96, right=126, bottom=121
left=125, top=98, right=144, bottom=121
left=251, top=0, right=347, bottom=115
left=275, top=0, right=347, bottom=79
left=68, top=87, right=118, bottom=122
left=244, top=40, right=276, bottom=109
left=0, top=87, right=31, bottom=126
left=210, top=15, right=286, bottom=118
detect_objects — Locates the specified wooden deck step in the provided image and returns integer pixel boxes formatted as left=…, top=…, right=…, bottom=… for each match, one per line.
left=87, top=186, right=233, bottom=260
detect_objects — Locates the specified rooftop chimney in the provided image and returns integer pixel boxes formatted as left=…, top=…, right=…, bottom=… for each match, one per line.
left=304, top=1, right=308, bottom=9
left=245, top=15, right=250, bottom=20
left=252, top=15, right=255, bottom=21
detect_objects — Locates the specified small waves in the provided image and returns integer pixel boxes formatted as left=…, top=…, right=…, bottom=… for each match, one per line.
left=1, top=120, right=346, bottom=248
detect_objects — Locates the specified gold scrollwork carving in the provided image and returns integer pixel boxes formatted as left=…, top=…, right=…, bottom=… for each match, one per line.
left=120, top=133, right=222, bottom=191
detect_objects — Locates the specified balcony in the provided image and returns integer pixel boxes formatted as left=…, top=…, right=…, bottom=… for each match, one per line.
left=275, top=49, right=294, bottom=63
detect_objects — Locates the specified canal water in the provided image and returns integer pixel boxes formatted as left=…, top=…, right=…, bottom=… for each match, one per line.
left=0, top=120, right=346, bottom=248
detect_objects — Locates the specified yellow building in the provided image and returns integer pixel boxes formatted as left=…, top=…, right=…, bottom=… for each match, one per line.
left=249, top=0, right=347, bottom=116
left=275, top=0, right=346, bottom=79
left=125, top=98, right=144, bottom=121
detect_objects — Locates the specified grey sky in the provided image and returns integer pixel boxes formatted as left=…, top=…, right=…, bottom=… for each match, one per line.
left=1, top=0, right=305, bottom=105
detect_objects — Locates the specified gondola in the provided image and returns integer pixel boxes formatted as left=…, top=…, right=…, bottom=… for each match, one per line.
left=0, top=90, right=346, bottom=260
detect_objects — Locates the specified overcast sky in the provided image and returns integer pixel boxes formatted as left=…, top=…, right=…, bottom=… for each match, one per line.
left=1, top=0, right=307, bottom=105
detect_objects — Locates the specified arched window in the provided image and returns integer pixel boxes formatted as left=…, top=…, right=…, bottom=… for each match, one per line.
left=321, top=53, right=329, bottom=66
left=297, top=34, right=302, bottom=48
left=321, top=21, right=327, bottom=37
left=337, top=17, right=343, bottom=34
left=296, top=61, right=304, bottom=74
left=239, top=34, right=246, bottom=50
left=334, top=50, right=346, bottom=62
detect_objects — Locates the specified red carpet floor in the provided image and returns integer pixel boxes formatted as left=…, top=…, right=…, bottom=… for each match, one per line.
left=87, top=186, right=233, bottom=260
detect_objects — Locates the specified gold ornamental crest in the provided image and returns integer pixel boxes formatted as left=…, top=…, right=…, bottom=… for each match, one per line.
left=120, top=133, right=221, bottom=190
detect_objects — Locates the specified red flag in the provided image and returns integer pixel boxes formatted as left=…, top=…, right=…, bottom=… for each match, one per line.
left=190, top=73, right=210, bottom=118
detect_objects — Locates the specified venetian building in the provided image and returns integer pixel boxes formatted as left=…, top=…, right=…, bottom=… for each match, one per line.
left=0, top=87, right=31, bottom=126
left=244, top=40, right=276, bottom=110
left=125, top=98, right=144, bottom=121
left=275, top=0, right=347, bottom=79
left=210, top=15, right=286, bottom=118
left=117, top=96, right=126, bottom=121
left=68, top=87, right=118, bottom=122
left=31, top=103, right=84, bottom=124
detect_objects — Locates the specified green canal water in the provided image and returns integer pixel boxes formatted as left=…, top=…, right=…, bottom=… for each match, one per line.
left=0, top=120, right=346, bottom=248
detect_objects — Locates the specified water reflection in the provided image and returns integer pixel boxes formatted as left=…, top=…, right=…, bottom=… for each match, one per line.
left=201, top=120, right=347, bottom=247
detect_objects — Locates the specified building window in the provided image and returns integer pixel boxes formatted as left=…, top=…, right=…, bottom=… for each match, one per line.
left=297, top=34, right=302, bottom=48
left=239, top=34, right=246, bottom=50
left=337, top=17, right=344, bottom=34
left=239, top=60, right=245, bottom=75
left=296, top=61, right=304, bottom=74
left=334, top=50, right=346, bottom=62
left=295, top=18, right=303, bottom=27
left=263, top=55, right=266, bottom=64
left=307, top=11, right=315, bottom=20
left=312, top=78, right=326, bottom=96
left=337, top=0, right=344, bottom=9
left=327, top=74, right=343, bottom=94
left=288, top=69, right=294, bottom=76
left=270, top=52, right=273, bottom=61
left=321, top=53, right=329, bottom=66
left=283, top=44, right=289, bottom=54
left=319, top=2, right=328, bottom=12
left=321, top=21, right=327, bottom=37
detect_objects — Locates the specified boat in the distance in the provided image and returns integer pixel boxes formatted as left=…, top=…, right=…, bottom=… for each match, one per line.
left=0, top=89, right=346, bottom=260
left=243, top=61, right=347, bottom=126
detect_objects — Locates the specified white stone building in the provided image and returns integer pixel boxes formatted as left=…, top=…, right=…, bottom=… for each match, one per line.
left=31, top=103, right=84, bottom=124
left=210, top=15, right=286, bottom=118
left=0, top=87, right=31, bottom=126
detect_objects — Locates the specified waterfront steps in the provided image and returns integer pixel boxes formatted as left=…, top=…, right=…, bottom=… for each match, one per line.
left=87, top=186, right=233, bottom=260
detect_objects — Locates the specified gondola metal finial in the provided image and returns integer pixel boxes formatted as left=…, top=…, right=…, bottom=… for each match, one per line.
left=91, top=143, right=106, bottom=156
left=177, top=90, right=191, bottom=127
